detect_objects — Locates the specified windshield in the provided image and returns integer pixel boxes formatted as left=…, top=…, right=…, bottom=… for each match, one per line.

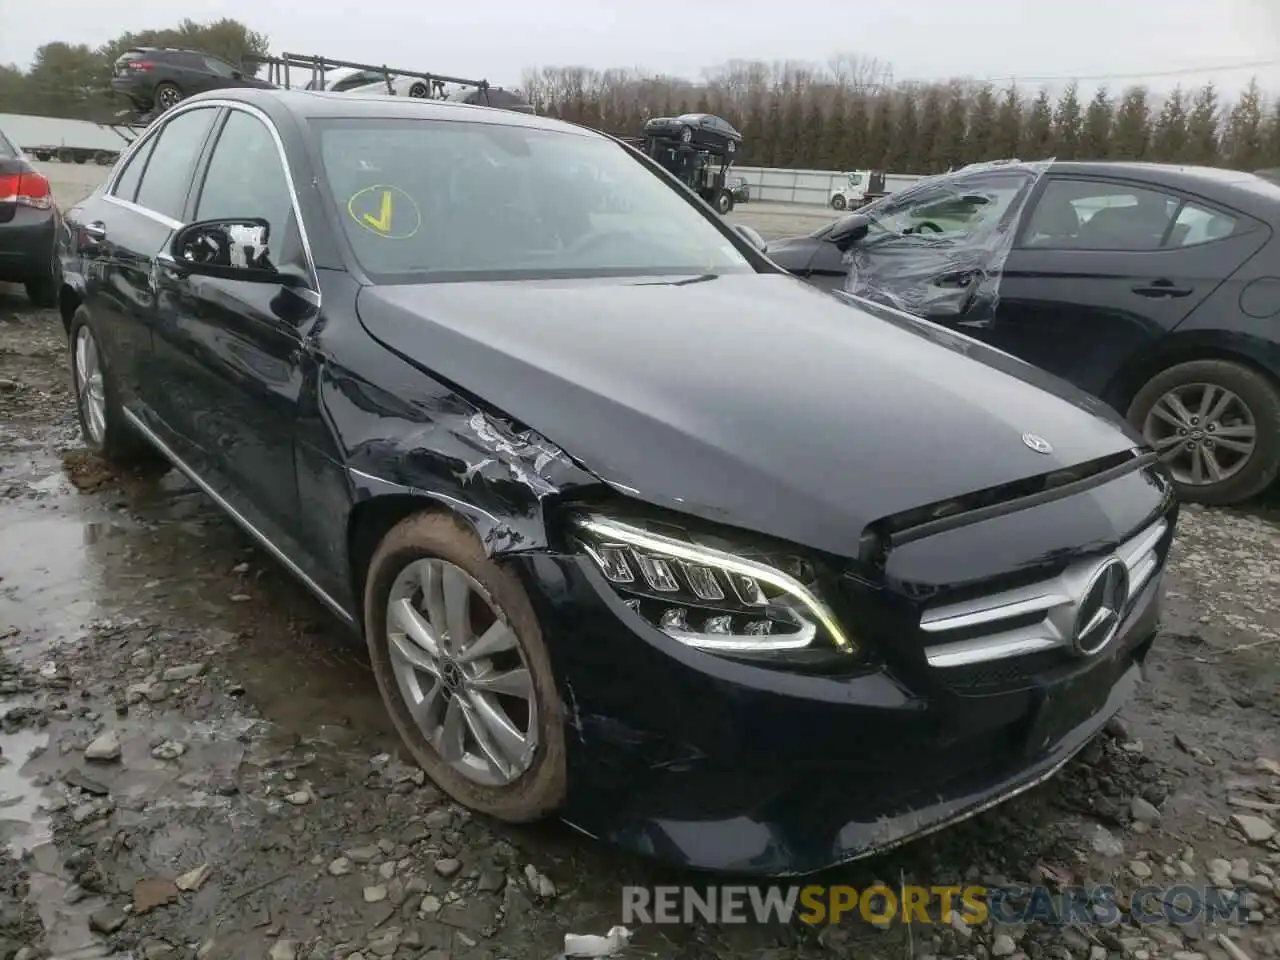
left=311, top=117, right=755, bottom=283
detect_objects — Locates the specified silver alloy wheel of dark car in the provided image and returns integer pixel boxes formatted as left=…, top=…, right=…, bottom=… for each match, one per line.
left=679, top=125, right=692, bottom=143
left=155, top=83, right=182, bottom=111
left=1142, top=381, right=1257, bottom=487
left=385, top=557, right=538, bottom=787
left=1128, top=358, right=1280, bottom=505
left=363, top=512, right=567, bottom=822
left=73, top=325, right=107, bottom=447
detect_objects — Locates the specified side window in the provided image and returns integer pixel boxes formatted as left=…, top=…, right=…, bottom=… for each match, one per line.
left=872, top=173, right=1031, bottom=241
left=1169, top=202, right=1239, bottom=247
left=333, top=71, right=384, bottom=92
left=202, top=56, right=236, bottom=77
left=133, top=107, right=217, bottom=221
left=1022, top=179, right=1178, bottom=251
left=110, top=138, right=155, bottom=202
left=195, top=110, right=294, bottom=264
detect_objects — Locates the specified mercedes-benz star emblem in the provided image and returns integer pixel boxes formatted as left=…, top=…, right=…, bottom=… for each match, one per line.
left=1072, top=558, right=1130, bottom=656
left=1022, top=433, right=1053, bottom=455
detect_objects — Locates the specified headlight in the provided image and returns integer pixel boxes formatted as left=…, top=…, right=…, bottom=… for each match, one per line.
left=568, top=511, right=858, bottom=659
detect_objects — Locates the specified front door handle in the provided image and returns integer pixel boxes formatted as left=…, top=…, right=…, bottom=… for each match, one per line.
left=1132, top=279, right=1192, bottom=298
left=80, top=221, right=106, bottom=248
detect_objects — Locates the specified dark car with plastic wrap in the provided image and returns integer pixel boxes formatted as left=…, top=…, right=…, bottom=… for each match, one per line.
left=56, top=90, right=1177, bottom=876
left=767, top=159, right=1280, bottom=508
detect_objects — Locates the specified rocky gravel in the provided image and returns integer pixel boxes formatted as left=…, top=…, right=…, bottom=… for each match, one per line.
left=2, top=261, right=1279, bottom=960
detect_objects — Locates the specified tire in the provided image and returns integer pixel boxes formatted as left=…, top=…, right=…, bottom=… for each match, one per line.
left=1127, top=358, right=1280, bottom=505
left=67, top=307, right=161, bottom=464
left=363, top=511, right=567, bottom=823
left=831, top=194, right=847, bottom=211
left=679, top=125, right=692, bottom=144
left=408, top=82, right=428, bottom=98
left=715, top=190, right=733, bottom=215
left=72, top=155, right=86, bottom=164
left=154, top=82, right=183, bottom=112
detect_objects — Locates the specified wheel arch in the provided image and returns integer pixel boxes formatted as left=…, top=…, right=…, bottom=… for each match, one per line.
left=1101, top=331, right=1280, bottom=414
left=346, top=493, right=460, bottom=624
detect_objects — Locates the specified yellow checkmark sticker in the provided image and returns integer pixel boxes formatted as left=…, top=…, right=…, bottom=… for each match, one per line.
left=347, top=184, right=421, bottom=240
left=363, top=190, right=393, bottom=232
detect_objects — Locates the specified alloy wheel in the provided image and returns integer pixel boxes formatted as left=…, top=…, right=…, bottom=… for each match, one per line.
left=1142, top=381, right=1258, bottom=486
left=74, top=326, right=106, bottom=446
left=157, top=86, right=180, bottom=110
left=385, top=558, right=538, bottom=787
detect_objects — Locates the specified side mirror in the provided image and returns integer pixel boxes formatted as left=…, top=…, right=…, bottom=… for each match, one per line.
left=827, top=212, right=871, bottom=252
left=168, top=218, right=282, bottom=283
left=734, top=223, right=767, bottom=253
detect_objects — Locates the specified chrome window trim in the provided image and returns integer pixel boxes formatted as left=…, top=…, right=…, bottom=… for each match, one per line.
left=102, top=195, right=183, bottom=230
left=103, top=98, right=320, bottom=293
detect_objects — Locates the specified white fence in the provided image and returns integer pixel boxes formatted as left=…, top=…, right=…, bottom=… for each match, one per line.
left=0, top=113, right=134, bottom=152
left=735, top=166, right=921, bottom=207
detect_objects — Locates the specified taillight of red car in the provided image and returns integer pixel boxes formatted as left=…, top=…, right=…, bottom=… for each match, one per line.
left=0, top=170, right=54, bottom=211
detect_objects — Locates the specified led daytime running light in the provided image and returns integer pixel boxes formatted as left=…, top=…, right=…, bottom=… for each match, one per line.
left=572, top=514, right=855, bottom=653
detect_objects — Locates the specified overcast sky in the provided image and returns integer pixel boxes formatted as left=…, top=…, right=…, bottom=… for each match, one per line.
left=3, top=0, right=1279, bottom=97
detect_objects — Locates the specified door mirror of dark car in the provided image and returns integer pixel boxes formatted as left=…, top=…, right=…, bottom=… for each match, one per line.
left=734, top=224, right=767, bottom=252
left=169, top=218, right=287, bottom=284
left=827, top=212, right=872, bottom=251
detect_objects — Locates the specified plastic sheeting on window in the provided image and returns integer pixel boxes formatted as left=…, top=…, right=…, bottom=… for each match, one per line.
left=842, top=160, right=1054, bottom=326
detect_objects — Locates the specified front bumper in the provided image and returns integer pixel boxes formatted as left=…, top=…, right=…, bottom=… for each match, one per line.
left=510, top=505, right=1166, bottom=876
left=0, top=207, right=57, bottom=283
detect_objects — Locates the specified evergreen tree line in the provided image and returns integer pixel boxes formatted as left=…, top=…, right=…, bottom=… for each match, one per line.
left=5, top=31, right=1280, bottom=175
left=520, top=60, right=1280, bottom=174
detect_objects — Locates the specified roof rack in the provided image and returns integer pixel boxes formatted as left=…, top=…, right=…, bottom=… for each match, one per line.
left=247, top=52, right=491, bottom=103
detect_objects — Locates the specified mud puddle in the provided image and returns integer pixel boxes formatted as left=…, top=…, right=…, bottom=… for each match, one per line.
left=2, top=290, right=1279, bottom=960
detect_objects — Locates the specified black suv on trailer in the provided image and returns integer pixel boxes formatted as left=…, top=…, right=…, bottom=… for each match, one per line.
left=110, top=47, right=274, bottom=115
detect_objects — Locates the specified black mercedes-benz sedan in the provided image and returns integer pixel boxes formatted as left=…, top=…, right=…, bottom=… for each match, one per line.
left=56, top=89, right=1177, bottom=876
left=766, top=161, right=1280, bottom=508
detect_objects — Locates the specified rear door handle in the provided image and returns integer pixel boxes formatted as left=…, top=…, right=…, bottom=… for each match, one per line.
left=1132, top=279, right=1192, bottom=298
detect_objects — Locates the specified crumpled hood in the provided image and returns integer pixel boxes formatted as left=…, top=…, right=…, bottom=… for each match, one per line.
left=356, top=273, right=1141, bottom=558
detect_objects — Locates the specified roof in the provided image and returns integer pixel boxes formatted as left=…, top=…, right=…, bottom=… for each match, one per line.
left=0, top=113, right=135, bottom=151
left=181, top=87, right=563, bottom=131
left=943, top=158, right=1280, bottom=211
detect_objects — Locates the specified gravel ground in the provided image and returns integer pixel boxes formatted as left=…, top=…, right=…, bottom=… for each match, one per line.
left=0, top=164, right=1275, bottom=960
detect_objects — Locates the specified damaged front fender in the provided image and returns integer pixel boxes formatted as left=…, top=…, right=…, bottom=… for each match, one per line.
left=322, top=360, right=603, bottom=556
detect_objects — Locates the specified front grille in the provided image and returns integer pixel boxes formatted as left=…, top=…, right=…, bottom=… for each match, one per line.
left=918, top=518, right=1167, bottom=670
left=936, top=647, right=1073, bottom=693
